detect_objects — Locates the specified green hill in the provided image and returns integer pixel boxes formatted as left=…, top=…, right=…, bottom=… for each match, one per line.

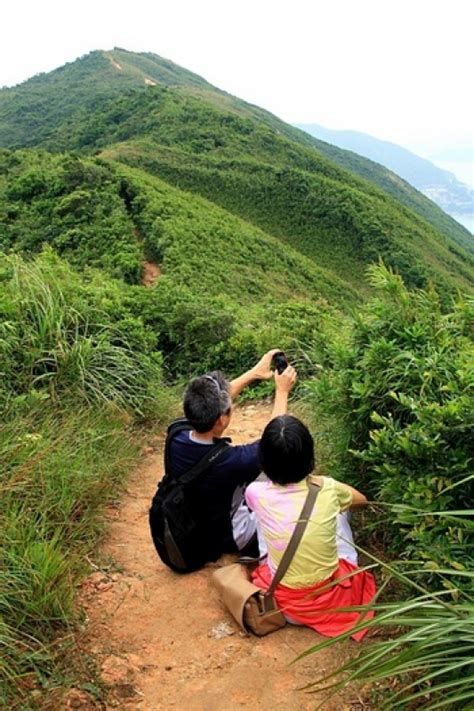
left=1, top=48, right=471, bottom=254
left=1, top=52, right=473, bottom=298
left=296, top=123, right=474, bottom=248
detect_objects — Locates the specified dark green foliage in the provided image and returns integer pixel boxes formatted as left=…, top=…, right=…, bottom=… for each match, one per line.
left=305, top=263, right=474, bottom=575
left=0, top=149, right=142, bottom=282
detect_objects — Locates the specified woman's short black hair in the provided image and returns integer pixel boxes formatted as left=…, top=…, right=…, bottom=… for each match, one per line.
left=259, top=415, right=315, bottom=485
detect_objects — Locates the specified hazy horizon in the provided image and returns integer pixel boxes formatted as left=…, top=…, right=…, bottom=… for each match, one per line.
left=2, top=0, right=472, bottom=163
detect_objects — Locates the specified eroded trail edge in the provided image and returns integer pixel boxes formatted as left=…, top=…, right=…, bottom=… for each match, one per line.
left=80, top=404, right=357, bottom=710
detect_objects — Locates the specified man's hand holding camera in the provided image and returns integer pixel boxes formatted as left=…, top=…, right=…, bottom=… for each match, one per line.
left=229, top=348, right=296, bottom=420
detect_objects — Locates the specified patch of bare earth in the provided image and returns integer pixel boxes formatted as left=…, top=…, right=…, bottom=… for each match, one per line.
left=106, top=54, right=123, bottom=71
left=79, top=404, right=362, bottom=710
left=142, top=262, right=161, bottom=287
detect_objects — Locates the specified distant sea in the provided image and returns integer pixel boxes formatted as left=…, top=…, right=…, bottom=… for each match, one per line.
left=431, top=159, right=474, bottom=234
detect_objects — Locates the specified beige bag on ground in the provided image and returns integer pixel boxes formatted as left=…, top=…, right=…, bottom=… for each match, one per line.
left=212, top=477, right=320, bottom=636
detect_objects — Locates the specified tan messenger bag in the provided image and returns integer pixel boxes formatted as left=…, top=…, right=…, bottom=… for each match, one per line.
left=212, top=477, right=320, bottom=636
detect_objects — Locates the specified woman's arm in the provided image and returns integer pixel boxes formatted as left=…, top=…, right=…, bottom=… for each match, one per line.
left=341, top=483, right=368, bottom=509
left=270, top=365, right=297, bottom=419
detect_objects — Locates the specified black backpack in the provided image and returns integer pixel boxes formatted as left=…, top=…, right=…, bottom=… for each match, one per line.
left=149, top=419, right=230, bottom=573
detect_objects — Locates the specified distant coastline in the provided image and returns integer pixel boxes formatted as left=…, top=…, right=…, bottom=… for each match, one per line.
left=430, top=159, right=473, bottom=190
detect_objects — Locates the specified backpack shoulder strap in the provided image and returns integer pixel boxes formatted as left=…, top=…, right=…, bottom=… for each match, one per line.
left=163, top=418, right=192, bottom=477
left=178, top=439, right=230, bottom=486
left=163, top=417, right=230, bottom=485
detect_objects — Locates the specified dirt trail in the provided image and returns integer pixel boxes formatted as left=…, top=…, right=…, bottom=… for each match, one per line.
left=142, top=261, right=161, bottom=287
left=80, top=404, right=359, bottom=710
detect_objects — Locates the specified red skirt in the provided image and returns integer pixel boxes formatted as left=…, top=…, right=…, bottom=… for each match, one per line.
left=252, top=559, right=376, bottom=641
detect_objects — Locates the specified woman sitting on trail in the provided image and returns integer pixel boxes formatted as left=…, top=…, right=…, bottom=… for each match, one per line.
left=245, top=415, right=376, bottom=641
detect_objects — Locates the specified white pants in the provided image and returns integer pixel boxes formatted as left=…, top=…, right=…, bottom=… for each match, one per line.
left=336, top=511, right=358, bottom=565
left=231, top=487, right=268, bottom=555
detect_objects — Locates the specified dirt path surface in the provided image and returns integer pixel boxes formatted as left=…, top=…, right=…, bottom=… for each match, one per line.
left=80, top=404, right=359, bottom=710
left=142, top=261, right=161, bottom=287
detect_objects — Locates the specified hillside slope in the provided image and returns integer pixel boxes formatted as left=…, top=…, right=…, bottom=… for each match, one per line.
left=1, top=65, right=473, bottom=298
left=296, top=123, right=474, bottom=223
left=70, top=86, right=472, bottom=296
left=0, top=148, right=354, bottom=304
left=0, top=48, right=471, bottom=255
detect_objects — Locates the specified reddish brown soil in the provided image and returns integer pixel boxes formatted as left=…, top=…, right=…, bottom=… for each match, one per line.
left=142, top=262, right=161, bottom=287
left=79, top=404, right=362, bottom=710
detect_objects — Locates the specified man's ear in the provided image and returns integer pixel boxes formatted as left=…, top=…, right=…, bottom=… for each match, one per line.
left=218, top=411, right=231, bottom=429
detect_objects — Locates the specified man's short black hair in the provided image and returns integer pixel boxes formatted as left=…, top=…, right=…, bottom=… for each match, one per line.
left=259, top=415, right=315, bottom=485
left=184, top=371, right=232, bottom=433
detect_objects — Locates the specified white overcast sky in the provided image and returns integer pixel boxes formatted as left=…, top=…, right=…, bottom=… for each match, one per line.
left=1, top=0, right=473, bottom=159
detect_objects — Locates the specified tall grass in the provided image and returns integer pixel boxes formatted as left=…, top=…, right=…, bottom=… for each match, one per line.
left=1, top=250, right=168, bottom=416
left=0, top=403, right=141, bottom=705
left=0, top=251, right=175, bottom=705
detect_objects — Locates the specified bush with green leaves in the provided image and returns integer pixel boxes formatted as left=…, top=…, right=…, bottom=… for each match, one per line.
left=305, top=263, right=474, bottom=577
left=0, top=150, right=143, bottom=283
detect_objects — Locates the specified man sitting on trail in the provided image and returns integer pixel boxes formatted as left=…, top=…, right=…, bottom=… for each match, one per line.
left=149, top=350, right=296, bottom=573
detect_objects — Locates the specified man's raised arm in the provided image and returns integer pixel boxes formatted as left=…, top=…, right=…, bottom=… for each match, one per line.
left=229, top=349, right=280, bottom=399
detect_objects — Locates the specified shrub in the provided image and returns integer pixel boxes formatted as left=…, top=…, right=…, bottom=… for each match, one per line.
left=304, top=263, right=474, bottom=576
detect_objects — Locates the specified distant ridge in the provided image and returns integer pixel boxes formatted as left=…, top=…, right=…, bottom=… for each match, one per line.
left=295, top=123, right=474, bottom=227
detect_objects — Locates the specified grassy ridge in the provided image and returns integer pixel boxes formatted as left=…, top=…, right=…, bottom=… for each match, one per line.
left=0, top=48, right=471, bottom=253
left=0, top=148, right=357, bottom=305
left=9, top=77, right=465, bottom=295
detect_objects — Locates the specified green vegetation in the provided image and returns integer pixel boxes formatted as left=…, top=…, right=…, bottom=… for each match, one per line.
left=301, top=264, right=473, bottom=708
left=0, top=48, right=472, bottom=708
left=305, top=264, right=473, bottom=575
left=301, top=553, right=474, bottom=710
left=12, top=77, right=466, bottom=294
left=0, top=149, right=142, bottom=282
left=0, top=251, right=175, bottom=705
left=108, top=138, right=473, bottom=295
left=1, top=48, right=471, bottom=254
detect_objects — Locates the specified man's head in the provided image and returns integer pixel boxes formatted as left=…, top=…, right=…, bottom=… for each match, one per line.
left=184, top=371, right=232, bottom=434
left=259, top=415, right=315, bottom=485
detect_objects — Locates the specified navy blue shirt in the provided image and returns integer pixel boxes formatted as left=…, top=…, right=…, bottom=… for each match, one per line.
left=168, top=431, right=260, bottom=555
